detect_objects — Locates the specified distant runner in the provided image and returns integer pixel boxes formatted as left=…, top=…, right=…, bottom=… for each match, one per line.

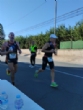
left=29, top=41, right=37, bottom=68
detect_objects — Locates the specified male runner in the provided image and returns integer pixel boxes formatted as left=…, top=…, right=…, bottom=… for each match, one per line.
left=29, top=41, right=37, bottom=68
left=1, top=32, right=21, bottom=85
left=34, top=34, right=58, bottom=87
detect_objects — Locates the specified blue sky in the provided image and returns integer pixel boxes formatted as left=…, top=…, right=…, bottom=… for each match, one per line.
left=0, top=0, right=83, bottom=39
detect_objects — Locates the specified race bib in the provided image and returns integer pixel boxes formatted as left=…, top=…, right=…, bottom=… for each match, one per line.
left=9, top=53, right=16, bottom=59
left=47, top=57, right=53, bottom=62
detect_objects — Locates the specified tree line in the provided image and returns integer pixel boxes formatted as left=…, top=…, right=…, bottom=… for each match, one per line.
left=15, top=20, right=83, bottom=49
left=0, top=20, right=83, bottom=49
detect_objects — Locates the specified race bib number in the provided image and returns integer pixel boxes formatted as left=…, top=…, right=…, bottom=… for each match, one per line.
left=47, top=57, right=53, bottom=62
left=9, top=53, right=16, bottom=59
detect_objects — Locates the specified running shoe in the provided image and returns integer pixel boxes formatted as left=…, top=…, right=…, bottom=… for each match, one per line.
left=34, top=70, right=38, bottom=78
left=6, top=68, right=11, bottom=75
left=50, top=82, right=58, bottom=87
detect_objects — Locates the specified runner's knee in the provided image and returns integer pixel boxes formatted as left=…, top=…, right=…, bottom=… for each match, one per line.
left=51, top=68, right=55, bottom=73
left=11, top=68, right=14, bottom=72
left=9, top=66, right=14, bottom=72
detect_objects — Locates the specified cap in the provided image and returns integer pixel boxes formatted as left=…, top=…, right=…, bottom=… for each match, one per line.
left=50, top=34, right=58, bottom=39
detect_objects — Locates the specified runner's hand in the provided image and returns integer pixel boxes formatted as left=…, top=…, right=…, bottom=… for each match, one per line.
left=0, top=51, right=4, bottom=55
left=54, top=52, right=56, bottom=55
left=50, top=49, right=55, bottom=53
left=19, top=50, right=21, bottom=54
left=0, top=51, right=1, bottom=55
left=8, top=50, right=13, bottom=53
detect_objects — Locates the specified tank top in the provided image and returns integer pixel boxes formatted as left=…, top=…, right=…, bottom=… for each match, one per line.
left=44, top=41, right=55, bottom=57
left=6, top=41, right=18, bottom=60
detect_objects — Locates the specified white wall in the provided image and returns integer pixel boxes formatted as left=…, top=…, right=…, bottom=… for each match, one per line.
left=21, top=49, right=83, bottom=57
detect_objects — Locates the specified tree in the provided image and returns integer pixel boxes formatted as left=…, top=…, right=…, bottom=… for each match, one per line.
left=0, top=23, right=5, bottom=39
left=3, top=19, right=83, bottom=49
left=0, top=23, right=5, bottom=49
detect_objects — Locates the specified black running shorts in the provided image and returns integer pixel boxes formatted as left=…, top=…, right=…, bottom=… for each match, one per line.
left=42, top=56, right=54, bottom=70
left=8, top=59, right=17, bottom=65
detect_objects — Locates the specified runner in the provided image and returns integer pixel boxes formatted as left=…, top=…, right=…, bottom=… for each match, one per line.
left=34, top=34, right=58, bottom=87
left=29, top=41, right=37, bottom=68
left=1, top=32, right=21, bottom=85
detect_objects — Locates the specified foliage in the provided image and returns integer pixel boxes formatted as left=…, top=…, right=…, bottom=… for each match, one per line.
left=3, top=20, right=83, bottom=49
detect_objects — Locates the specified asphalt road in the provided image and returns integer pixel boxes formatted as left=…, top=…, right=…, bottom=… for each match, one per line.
left=0, top=55, right=83, bottom=110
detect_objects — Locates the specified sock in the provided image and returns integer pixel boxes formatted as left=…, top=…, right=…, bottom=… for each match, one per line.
left=36, top=70, right=39, bottom=74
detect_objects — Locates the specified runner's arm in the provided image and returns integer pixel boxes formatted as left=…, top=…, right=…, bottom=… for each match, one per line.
left=0, top=42, right=8, bottom=56
left=34, top=46, right=37, bottom=52
left=0, top=51, right=8, bottom=55
left=16, top=42, right=22, bottom=54
left=0, top=50, right=14, bottom=55
left=41, top=43, right=55, bottom=53
left=1, top=42, right=7, bottom=51
left=53, top=43, right=57, bottom=55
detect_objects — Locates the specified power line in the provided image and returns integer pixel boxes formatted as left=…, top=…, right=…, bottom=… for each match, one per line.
left=57, top=7, right=83, bottom=19
left=6, top=1, right=46, bottom=27
left=15, top=7, right=83, bottom=34
left=15, top=19, right=54, bottom=34
left=57, top=7, right=83, bottom=22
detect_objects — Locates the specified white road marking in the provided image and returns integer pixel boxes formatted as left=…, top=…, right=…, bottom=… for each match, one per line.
left=35, top=65, right=83, bottom=79
left=0, top=62, right=83, bottom=79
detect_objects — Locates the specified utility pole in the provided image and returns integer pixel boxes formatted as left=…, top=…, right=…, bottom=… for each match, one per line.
left=54, top=0, right=57, bottom=34
left=71, top=28, right=73, bottom=49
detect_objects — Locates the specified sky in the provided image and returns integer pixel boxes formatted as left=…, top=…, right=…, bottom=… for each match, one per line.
left=0, top=0, right=83, bottom=39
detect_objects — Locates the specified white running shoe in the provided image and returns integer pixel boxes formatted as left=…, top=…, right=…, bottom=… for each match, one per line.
left=29, top=65, right=34, bottom=68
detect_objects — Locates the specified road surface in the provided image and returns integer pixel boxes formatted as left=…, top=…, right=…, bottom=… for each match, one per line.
left=0, top=55, right=83, bottom=110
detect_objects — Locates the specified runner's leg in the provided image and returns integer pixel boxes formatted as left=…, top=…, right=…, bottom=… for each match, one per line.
left=13, top=63, right=17, bottom=73
left=49, top=61, right=58, bottom=87
left=30, top=55, right=33, bottom=66
left=34, top=57, right=47, bottom=77
left=8, top=62, right=15, bottom=85
left=32, top=54, right=36, bottom=66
